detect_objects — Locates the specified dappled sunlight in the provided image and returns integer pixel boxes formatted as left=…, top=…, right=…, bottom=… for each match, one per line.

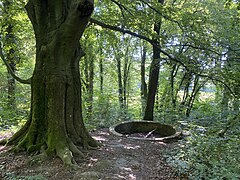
left=124, top=144, right=141, bottom=150
left=154, top=141, right=167, bottom=146
left=91, top=129, right=110, bottom=142
left=92, top=135, right=107, bottom=141
left=121, top=167, right=132, bottom=172
left=102, top=147, right=115, bottom=153
left=112, top=172, right=136, bottom=180
left=0, top=145, right=8, bottom=153
left=112, top=174, right=126, bottom=179
left=128, top=173, right=137, bottom=180
left=98, top=131, right=110, bottom=136
left=0, top=130, right=14, bottom=142
left=87, top=157, right=98, bottom=167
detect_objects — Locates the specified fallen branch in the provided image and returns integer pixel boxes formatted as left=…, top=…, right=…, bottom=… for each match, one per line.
left=144, top=128, right=157, bottom=138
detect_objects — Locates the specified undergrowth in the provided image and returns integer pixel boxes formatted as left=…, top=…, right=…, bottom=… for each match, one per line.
left=165, top=108, right=240, bottom=180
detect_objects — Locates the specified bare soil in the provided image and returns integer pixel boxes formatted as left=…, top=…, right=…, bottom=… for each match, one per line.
left=0, top=128, right=182, bottom=180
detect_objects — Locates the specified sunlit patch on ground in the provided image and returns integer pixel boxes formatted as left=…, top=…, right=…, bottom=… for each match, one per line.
left=0, top=130, right=14, bottom=141
left=128, top=173, right=137, bottom=180
left=0, top=128, right=180, bottom=179
left=87, top=157, right=98, bottom=167
left=91, top=129, right=110, bottom=141
left=92, top=135, right=107, bottom=141
left=155, top=141, right=167, bottom=146
left=124, top=144, right=140, bottom=150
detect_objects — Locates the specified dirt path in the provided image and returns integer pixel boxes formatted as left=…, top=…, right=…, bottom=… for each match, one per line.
left=0, top=129, right=180, bottom=180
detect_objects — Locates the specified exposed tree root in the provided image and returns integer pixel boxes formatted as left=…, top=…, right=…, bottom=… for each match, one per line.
left=67, top=138, right=85, bottom=158
left=56, top=146, right=76, bottom=167
left=1, top=117, right=99, bottom=168
left=46, top=139, right=87, bottom=168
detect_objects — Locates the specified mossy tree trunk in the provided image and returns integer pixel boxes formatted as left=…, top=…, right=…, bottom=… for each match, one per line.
left=5, top=0, right=98, bottom=166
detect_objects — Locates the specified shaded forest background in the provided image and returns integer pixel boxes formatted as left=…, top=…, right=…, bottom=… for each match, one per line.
left=0, top=0, right=240, bottom=179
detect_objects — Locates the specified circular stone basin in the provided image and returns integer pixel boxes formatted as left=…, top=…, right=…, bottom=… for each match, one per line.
left=109, top=121, right=182, bottom=141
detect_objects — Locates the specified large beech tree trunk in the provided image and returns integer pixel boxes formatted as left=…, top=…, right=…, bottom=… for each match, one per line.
left=4, top=0, right=98, bottom=166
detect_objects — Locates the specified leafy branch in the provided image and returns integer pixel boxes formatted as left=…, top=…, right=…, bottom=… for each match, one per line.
left=90, top=18, right=236, bottom=97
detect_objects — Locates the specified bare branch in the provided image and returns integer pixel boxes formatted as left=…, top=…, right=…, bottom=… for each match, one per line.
left=139, top=0, right=183, bottom=29
left=90, top=18, right=153, bottom=43
left=110, top=0, right=134, bottom=17
left=90, top=18, right=187, bottom=68
left=0, top=46, right=31, bottom=84
left=168, top=43, right=223, bottom=56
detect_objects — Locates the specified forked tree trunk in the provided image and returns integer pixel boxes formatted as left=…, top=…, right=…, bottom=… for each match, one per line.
left=4, top=0, right=98, bottom=166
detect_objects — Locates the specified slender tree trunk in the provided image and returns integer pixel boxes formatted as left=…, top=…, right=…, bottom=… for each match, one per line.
left=99, top=50, right=104, bottom=93
left=181, top=71, right=192, bottom=106
left=141, top=45, right=147, bottom=115
left=143, top=0, right=164, bottom=121
left=3, top=0, right=17, bottom=108
left=6, top=53, right=16, bottom=108
left=83, top=53, right=94, bottom=121
left=185, top=75, right=207, bottom=117
left=82, top=33, right=94, bottom=121
left=185, top=75, right=199, bottom=117
left=4, top=0, right=98, bottom=166
left=123, top=46, right=131, bottom=110
left=116, top=56, right=124, bottom=109
left=88, top=56, right=94, bottom=120
left=170, top=64, right=179, bottom=108
left=123, top=55, right=128, bottom=109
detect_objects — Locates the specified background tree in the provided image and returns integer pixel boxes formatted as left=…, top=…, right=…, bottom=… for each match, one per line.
left=1, top=0, right=18, bottom=108
left=0, top=0, right=34, bottom=127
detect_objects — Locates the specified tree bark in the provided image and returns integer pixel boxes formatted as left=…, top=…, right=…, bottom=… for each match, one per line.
left=99, top=50, right=104, bottom=93
left=123, top=45, right=131, bottom=110
left=116, top=56, right=124, bottom=109
left=170, top=64, right=179, bottom=108
left=3, top=0, right=98, bottom=166
left=143, top=0, right=164, bottom=121
left=141, top=45, right=147, bottom=116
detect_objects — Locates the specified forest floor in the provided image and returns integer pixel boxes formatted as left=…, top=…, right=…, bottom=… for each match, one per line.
left=0, top=128, right=184, bottom=180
